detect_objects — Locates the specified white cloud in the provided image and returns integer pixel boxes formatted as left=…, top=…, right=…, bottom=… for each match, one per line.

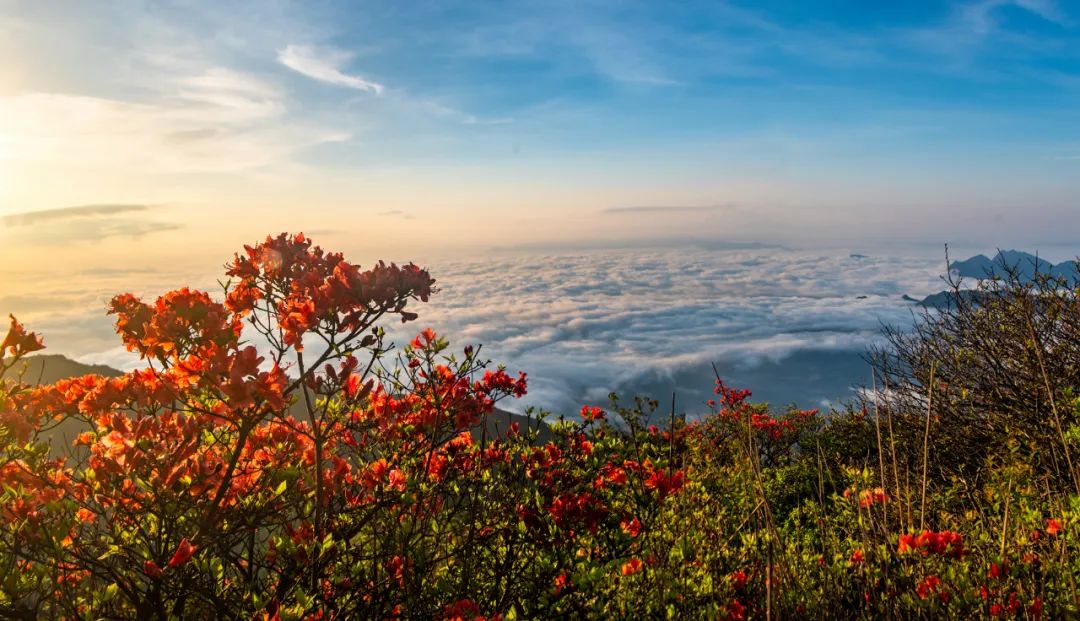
left=371, top=248, right=945, bottom=413
left=277, top=44, right=384, bottom=95
left=0, top=90, right=348, bottom=175
left=16, top=246, right=955, bottom=415
left=961, top=0, right=1068, bottom=34
left=174, top=68, right=285, bottom=121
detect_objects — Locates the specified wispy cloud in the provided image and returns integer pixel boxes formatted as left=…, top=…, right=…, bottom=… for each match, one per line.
left=1, top=203, right=180, bottom=244
left=40, top=220, right=183, bottom=244
left=378, top=209, right=414, bottom=219
left=277, top=44, right=384, bottom=94
left=412, top=99, right=513, bottom=126
left=900, top=0, right=1072, bottom=64
left=3, top=204, right=152, bottom=227
left=601, top=206, right=720, bottom=215
left=0, top=90, right=349, bottom=176
left=174, top=68, right=284, bottom=121
left=960, top=0, right=1069, bottom=35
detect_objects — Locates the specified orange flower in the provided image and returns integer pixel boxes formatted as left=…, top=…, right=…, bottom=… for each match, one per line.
left=388, top=469, right=407, bottom=492
left=410, top=328, right=438, bottom=349
left=1, top=314, right=45, bottom=357
left=621, top=558, right=643, bottom=576
left=620, top=516, right=641, bottom=538
left=1046, top=518, right=1063, bottom=536
left=858, top=487, right=888, bottom=508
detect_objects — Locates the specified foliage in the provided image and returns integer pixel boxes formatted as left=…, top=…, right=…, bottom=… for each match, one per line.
left=1, top=234, right=1078, bottom=619
left=871, top=254, right=1080, bottom=490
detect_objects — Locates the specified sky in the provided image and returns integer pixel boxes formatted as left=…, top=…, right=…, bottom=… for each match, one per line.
left=1, top=0, right=1079, bottom=264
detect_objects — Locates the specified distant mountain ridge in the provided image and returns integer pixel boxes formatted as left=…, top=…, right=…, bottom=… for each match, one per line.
left=949, top=250, right=1079, bottom=282
left=911, top=250, right=1079, bottom=309
left=11, top=354, right=123, bottom=385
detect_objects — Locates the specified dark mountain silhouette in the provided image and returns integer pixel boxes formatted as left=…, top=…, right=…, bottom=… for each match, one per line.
left=947, top=254, right=996, bottom=278
left=907, top=250, right=1079, bottom=309
left=913, top=289, right=991, bottom=310
left=949, top=250, right=1078, bottom=282
left=10, top=354, right=123, bottom=385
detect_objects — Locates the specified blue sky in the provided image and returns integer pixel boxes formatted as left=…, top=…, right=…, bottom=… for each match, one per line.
left=1, top=0, right=1079, bottom=264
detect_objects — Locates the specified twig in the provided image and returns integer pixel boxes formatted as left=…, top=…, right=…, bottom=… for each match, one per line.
left=920, top=362, right=936, bottom=531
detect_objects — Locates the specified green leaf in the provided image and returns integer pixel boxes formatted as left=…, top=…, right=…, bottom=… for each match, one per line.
left=97, top=544, right=119, bottom=561
left=102, top=582, right=119, bottom=602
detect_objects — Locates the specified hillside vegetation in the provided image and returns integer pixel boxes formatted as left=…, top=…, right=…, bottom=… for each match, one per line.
left=1, top=234, right=1078, bottom=619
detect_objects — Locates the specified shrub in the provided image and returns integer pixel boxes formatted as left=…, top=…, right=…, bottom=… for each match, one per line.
left=1, top=234, right=1078, bottom=619
left=871, top=254, right=1080, bottom=491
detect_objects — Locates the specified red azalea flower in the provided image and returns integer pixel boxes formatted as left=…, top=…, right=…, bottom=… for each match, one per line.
left=916, top=575, right=941, bottom=600
left=553, top=572, right=570, bottom=594
left=730, top=570, right=748, bottom=590
left=723, top=599, right=746, bottom=621
left=579, top=405, right=605, bottom=421
left=168, top=538, right=196, bottom=568
left=1029, top=597, right=1043, bottom=619
left=858, top=487, right=888, bottom=508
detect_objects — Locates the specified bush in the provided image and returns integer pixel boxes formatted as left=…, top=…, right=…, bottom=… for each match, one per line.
left=870, top=254, right=1080, bottom=491
left=1, top=234, right=1078, bottom=619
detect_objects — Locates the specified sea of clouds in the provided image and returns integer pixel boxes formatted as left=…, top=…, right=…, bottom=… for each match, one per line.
left=382, top=247, right=944, bottom=415
left=6, top=247, right=946, bottom=416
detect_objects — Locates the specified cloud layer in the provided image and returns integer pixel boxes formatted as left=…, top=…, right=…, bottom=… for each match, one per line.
left=2, top=204, right=150, bottom=226
left=375, top=248, right=942, bottom=413
left=10, top=247, right=946, bottom=414
left=601, top=206, right=720, bottom=215
left=0, top=203, right=180, bottom=245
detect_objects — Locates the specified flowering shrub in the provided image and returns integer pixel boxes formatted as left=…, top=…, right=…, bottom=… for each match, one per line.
left=1, top=233, right=1079, bottom=619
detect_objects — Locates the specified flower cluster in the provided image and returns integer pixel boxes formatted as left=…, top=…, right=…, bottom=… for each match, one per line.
left=1, top=314, right=45, bottom=358
left=225, top=232, right=434, bottom=349
left=898, top=530, right=966, bottom=558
